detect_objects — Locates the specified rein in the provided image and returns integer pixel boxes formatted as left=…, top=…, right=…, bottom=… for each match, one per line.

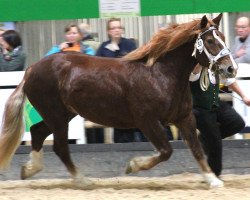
left=192, top=26, right=233, bottom=91
left=219, top=88, right=243, bottom=102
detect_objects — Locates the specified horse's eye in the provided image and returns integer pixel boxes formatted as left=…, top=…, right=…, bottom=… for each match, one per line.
left=207, top=39, right=214, bottom=44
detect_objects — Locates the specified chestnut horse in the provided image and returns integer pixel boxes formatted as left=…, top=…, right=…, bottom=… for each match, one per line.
left=0, top=14, right=237, bottom=188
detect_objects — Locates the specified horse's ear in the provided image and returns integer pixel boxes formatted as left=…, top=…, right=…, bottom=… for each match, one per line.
left=200, top=15, right=208, bottom=29
left=212, top=13, right=223, bottom=27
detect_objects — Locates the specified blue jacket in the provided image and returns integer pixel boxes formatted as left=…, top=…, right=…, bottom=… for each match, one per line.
left=45, top=42, right=95, bottom=57
left=96, top=37, right=136, bottom=58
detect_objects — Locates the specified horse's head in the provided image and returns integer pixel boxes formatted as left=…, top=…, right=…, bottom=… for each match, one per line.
left=193, top=13, right=237, bottom=78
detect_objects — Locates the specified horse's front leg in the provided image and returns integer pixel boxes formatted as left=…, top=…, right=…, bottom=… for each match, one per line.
left=126, top=119, right=173, bottom=173
left=52, top=123, right=93, bottom=188
left=176, top=112, right=223, bottom=188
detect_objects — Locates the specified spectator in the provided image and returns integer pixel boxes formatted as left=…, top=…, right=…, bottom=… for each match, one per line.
left=96, top=18, right=136, bottom=58
left=232, top=16, right=250, bottom=63
left=79, top=23, right=100, bottom=52
left=0, top=30, right=26, bottom=71
left=0, top=28, right=5, bottom=53
left=190, top=64, right=250, bottom=176
left=95, top=18, right=137, bottom=143
left=45, top=24, right=94, bottom=56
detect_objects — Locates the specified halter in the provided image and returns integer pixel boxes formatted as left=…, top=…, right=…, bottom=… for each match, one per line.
left=192, top=26, right=236, bottom=91
left=192, top=26, right=231, bottom=70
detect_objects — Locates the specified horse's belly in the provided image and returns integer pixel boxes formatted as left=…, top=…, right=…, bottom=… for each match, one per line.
left=69, top=98, right=135, bottom=128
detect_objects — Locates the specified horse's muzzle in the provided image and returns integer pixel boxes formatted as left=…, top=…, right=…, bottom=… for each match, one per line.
left=219, top=65, right=237, bottom=78
left=227, top=66, right=234, bottom=74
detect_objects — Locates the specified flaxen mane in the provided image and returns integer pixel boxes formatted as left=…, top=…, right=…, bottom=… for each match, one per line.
left=123, top=19, right=204, bottom=67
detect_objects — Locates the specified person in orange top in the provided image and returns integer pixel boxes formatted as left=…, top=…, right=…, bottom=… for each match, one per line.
left=45, top=24, right=94, bottom=56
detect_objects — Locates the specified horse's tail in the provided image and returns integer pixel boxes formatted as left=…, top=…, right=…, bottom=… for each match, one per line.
left=0, top=77, right=26, bottom=170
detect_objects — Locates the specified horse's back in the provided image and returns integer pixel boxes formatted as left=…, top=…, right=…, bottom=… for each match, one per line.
left=24, top=52, right=136, bottom=127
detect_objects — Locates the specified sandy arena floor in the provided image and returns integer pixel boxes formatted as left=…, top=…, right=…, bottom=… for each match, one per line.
left=0, top=173, right=250, bottom=200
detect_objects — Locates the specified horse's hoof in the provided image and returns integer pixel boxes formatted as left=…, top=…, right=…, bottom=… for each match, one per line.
left=209, top=178, right=224, bottom=188
left=21, top=165, right=42, bottom=180
left=73, top=177, right=94, bottom=189
left=125, top=164, right=132, bottom=174
left=203, top=172, right=224, bottom=188
left=125, top=160, right=140, bottom=174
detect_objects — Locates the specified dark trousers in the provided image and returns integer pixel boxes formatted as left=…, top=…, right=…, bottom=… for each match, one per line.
left=193, top=101, right=245, bottom=176
left=86, top=128, right=104, bottom=143
left=114, top=128, right=136, bottom=143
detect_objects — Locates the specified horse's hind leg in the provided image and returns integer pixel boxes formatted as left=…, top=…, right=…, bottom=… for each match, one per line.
left=177, top=113, right=223, bottom=188
left=126, top=120, right=173, bottom=173
left=22, top=119, right=79, bottom=180
left=21, top=121, right=52, bottom=179
left=22, top=113, right=92, bottom=186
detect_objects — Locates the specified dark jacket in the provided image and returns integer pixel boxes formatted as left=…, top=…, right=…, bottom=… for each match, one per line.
left=96, top=37, right=136, bottom=58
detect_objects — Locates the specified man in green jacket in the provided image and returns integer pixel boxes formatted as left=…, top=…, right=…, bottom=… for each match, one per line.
left=190, top=64, right=250, bottom=176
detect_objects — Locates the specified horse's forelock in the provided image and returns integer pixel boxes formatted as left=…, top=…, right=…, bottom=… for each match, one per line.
left=123, top=19, right=202, bottom=67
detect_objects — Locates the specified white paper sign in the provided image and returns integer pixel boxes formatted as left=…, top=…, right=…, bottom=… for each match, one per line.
left=99, top=0, right=140, bottom=18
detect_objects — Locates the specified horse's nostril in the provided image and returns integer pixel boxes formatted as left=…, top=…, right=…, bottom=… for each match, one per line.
left=227, top=66, right=234, bottom=73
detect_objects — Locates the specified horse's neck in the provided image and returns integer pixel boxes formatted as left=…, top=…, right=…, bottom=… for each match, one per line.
left=178, top=41, right=196, bottom=70
left=163, top=42, right=197, bottom=79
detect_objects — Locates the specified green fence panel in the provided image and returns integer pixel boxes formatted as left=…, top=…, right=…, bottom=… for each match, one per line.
left=140, top=0, right=250, bottom=16
left=0, top=0, right=99, bottom=21
left=1, top=0, right=250, bottom=21
left=24, top=100, right=42, bottom=132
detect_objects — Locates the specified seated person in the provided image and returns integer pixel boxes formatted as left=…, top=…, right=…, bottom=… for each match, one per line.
left=46, top=24, right=94, bottom=56
left=0, top=30, right=26, bottom=71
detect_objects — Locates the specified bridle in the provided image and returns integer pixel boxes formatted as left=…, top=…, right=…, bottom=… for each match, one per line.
left=192, top=26, right=237, bottom=91
left=192, top=26, right=234, bottom=70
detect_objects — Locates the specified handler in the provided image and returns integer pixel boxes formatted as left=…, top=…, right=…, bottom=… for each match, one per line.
left=189, top=64, right=250, bottom=176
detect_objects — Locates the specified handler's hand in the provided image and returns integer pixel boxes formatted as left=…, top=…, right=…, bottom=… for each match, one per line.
left=242, top=96, right=250, bottom=106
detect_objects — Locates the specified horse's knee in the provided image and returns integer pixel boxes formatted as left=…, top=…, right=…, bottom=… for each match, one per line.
left=159, top=148, right=173, bottom=161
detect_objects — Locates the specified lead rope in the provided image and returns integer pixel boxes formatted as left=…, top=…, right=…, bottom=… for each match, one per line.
left=219, top=89, right=243, bottom=102
left=199, top=68, right=210, bottom=91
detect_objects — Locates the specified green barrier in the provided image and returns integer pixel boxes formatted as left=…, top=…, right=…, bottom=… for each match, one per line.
left=24, top=100, right=42, bottom=132
left=0, top=0, right=99, bottom=21
left=1, top=0, right=250, bottom=21
left=141, top=0, right=250, bottom=16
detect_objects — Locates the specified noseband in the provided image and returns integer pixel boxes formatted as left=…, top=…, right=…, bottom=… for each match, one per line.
left=192, top=26, right=232, bottom=70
